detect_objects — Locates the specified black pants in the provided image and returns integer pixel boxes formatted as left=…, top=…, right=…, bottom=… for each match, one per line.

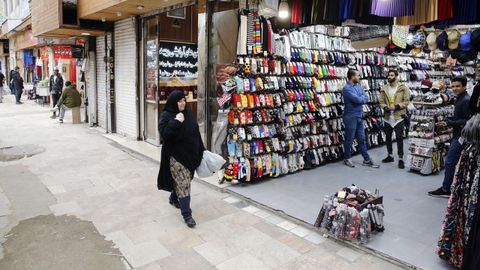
left=384, top=121, right=404, bottom=158
left=51, top=93, right=61, bottom=108
left=15, top=89, right=23, bottom=102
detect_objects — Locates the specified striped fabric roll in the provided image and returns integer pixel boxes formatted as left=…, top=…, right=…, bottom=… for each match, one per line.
left=370, top=0, right=415, bottom=17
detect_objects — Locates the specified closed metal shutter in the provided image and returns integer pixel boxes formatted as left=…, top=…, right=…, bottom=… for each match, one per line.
left=114, top=18, right=137, bottom=138
left=86, top=51, right=97, bottom=126
left=96, top=35, right=110, bottom=130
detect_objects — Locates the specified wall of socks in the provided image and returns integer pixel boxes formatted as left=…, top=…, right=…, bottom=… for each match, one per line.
left=221, top=12, right=476, bottom=184
left=222, top=17, right=392, bottom=184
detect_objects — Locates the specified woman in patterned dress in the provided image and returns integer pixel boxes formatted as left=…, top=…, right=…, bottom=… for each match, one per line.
left=157, top=90, right=205, bottom=228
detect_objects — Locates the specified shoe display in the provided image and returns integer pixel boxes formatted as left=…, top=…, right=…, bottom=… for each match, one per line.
left=398, top=160, right=405, bottom=169
left=344, top=159, right=355, bottom=168
left=184, top=217, right=196, bottom=228
left=363, top=160, right=380, bottom=168
left=382, top=156, right=394, bottom=163
left=428, top=187, right=450, bottom=198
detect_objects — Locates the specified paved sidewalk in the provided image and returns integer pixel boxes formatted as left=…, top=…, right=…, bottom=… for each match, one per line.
left=0, top=96, right=407, bottom=269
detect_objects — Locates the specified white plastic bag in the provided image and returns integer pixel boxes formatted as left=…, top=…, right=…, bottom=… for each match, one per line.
left=196, top=150, right=226, bottom=178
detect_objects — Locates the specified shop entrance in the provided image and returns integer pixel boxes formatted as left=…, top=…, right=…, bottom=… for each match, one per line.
left=141, top=5, right=199, bottom=146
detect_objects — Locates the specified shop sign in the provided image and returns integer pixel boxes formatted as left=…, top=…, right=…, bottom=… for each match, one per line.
left=52, top=45, right=72, bottom=59
left=158, top=42, right=198, bottom=78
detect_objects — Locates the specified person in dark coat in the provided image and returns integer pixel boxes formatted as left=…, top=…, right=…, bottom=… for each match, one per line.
left=9, top=69, right=15, bottom=95
left=12, top=67, right=24, bottom=104
left=49, top=68, right=64, bottom=118
left=157, top=90, right=204, bottom=228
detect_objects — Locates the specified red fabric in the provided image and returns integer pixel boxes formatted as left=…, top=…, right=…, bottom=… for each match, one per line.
left=291, top=0, right=302, bottom=25
left=438, top=0, right=454, bottom=20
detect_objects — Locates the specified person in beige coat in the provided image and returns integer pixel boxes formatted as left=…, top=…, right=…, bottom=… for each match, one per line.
left=379, top=70, right=410, bottom=169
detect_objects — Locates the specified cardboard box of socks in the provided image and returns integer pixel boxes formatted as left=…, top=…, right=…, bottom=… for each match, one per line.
left=408, top=102, right=454, bottom=175
left=219, top=24, right=390, bottom=184
left=314, top=184, right=384, bottom=244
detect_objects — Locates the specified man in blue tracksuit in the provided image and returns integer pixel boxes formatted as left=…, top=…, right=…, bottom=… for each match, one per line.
left=342, top=69, right=379, bottom=168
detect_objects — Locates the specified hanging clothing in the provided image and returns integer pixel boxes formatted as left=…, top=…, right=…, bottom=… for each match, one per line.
left=291, top=0, right=303, bottom=25
left=370, top=0, right=414, bottom=17
left=339, top=0, right=354, bottom=20
left=437, top=0, right=454, bottom=21
left=437, top=143, right=480, bottom=268
left=395, top=0, right=439, bottom=26
left=311, top=0, right=328, bottom=25
left=463, top=183, right=480, bottom=270
left=351, top=0, right=394, bottom=25
left=429, top=0, right=478, bottom=26
left=237, top=14, right=248, bottom=55
left=301, top=0, right=313, bottom=25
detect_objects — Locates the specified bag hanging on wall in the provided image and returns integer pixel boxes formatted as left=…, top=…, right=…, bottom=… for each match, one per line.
left=197, top=150, right=227, bottom=178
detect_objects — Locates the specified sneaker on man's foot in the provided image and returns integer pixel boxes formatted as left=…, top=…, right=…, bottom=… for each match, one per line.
left=363, top=160, right=380, bottom=168
left=428, top=187, right=450, bottom=198
left=184, top=217, right=196, bottom=228
left=382, top=156, right=394, bottom=163
left=58, top=119, right=64, bottom=124
left=16, top=101, right=23, bottom=104
left=398, top=160, right=405, bottom=169
left=344, top=159, right=355, bottom=168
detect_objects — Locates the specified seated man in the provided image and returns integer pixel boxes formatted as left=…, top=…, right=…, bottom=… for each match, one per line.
left=51, top=81, right=81, bottom=123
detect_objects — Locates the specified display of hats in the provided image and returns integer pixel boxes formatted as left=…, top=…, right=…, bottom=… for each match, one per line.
left=426, top=32, right=437, bottom=50
left=406, top=33, right=414, bottom=46
left=432, top=80, right=443, bottom=90
left=411, top=47, right=422, bottom=55
left=413, top=31, right=426, bottom=48
left=471, top=29, right=480, bottom=50
left=450, top=49, right=477, bottom=64
left=447, top=30, right=461, bottom=50
left=421, top=79, right=432, bottom=89
left=460, top=31, right=472, bottom=51
left=436, top=31, right=448, bottom=51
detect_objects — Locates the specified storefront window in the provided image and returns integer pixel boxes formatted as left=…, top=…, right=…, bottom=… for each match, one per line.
left=144, top=18, right=159, bottom=144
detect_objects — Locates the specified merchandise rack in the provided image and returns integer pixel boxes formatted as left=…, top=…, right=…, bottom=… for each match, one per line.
left=407, top=103, right=454, bottom=175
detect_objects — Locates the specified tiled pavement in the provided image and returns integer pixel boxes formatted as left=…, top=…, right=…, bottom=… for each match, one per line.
left=0, top=96, right=406, bottom=269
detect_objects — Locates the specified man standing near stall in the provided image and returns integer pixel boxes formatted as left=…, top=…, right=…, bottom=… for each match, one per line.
left=428, top=76, right=472, bottom=197
left=379, top=70, right=410, bottom=169
left=49, top=68, right=64, bottom=118
left=342, top=69, right=380, bottom=168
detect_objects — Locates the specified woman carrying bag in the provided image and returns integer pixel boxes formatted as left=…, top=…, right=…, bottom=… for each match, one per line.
left=157, top=90, right=205, bottom=228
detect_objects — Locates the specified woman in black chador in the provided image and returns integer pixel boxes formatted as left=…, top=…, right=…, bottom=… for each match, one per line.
left=157, top=90, right=204, bottom=228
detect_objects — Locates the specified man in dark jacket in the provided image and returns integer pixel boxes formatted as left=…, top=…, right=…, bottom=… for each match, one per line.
left=9, top=69, right=15, bottom=95
left=49, top=68, right=64, bottom=118
left=429, top=76, right=472, bottom=197
left=51, top=81, right=81, bottom=123
left=12, top=67, right=24, bottom=104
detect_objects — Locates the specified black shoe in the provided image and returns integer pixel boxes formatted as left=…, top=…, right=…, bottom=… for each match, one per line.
left=398, top=160, right=405, bottom=169
left=16, top=101, right=23, bottom=104
left=382, top=156, right=394, bottom=163
left=169, top=198, right=180, bottom=209
left=58, top=119, right=64, bottom=123
left=428, top=187, right=450, bottom=198
left=184, top=217, right=196, bottom=228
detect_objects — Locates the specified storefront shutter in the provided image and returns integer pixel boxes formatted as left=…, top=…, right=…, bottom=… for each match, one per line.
left=96, top=34, right=111, bottom=130
left=114, top=18, right=137, bottom=138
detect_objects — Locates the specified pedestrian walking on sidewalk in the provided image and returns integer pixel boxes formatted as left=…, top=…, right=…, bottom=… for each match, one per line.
left=12, top=67, right=24, bottom=104
left=8, top=69, right=15, bottom=96
left=379, top=70, right=410, bottom=169
left=157, top=90, right=205, bottom=228
left=49, top=68, right=64, bottom=118
left=50, top=81, right=81, bottom=123
left=0, top=70, right=5, bottom=103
